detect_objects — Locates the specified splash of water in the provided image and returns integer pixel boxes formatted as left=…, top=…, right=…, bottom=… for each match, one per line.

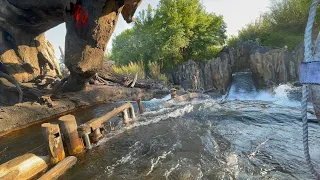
left=226, top=72, right=301, bottom=107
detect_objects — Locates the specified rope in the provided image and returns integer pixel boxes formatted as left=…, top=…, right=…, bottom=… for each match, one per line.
left=302, top=0, right=320, bottom=179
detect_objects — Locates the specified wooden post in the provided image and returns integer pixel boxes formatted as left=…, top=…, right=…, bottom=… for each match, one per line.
left=0, top=153, right=49, bottom=180
left=137, top=99, right=143, bottom=114
left=122, top=110, right=129, bottom=124
left=41, top=123, right=65, bottom=165
left=78, top=125, right=92, bottom=149
left=170, top=88, right=177, bottom=99
left=91, top=127, right=103, bottom=143
left=58, top=115, right=84, bottom=155
left=109, top=122, right=115, bottom=131
left=38, top=156, right=77, bottom=180
left=129, top=106, right=136, bottom=119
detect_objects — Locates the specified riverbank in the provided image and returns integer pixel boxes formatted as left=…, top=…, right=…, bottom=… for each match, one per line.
left=0, top=85, right=166, bottom=136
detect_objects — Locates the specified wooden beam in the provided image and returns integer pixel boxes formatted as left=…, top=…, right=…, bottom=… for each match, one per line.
left=0, top=153, right=49, bottom=180
left=38, top=156, right=77, bottom=180
left=83, top=103, right=135, bottom=130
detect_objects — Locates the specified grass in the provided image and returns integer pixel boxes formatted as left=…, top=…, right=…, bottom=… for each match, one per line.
left=113, top=61, right=168, bottom=83
left=112, top=61, right=145, bottom=79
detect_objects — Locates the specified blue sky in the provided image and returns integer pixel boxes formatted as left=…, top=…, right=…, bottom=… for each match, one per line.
left=46, top=0, right=271, bottom=59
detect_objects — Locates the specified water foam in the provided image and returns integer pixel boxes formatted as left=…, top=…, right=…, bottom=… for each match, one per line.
left=226, top=72, right=302, bottom=107
left=146, top=142, right=181, bottom=176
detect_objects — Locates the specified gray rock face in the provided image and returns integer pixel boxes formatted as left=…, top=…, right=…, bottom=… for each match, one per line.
left=170, top=60, right=203, bottom=91
left=249, top=48, right=298, bottom=88
left=168, top=40, right=304, bottom=93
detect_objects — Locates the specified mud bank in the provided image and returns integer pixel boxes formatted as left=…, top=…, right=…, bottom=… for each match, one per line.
left=0, top=85, right=165, bottom=135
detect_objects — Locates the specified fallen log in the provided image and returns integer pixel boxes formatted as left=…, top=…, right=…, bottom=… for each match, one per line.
left=38, top=156, right=77, bottom=180
left=97, top=61, right=166, bottom=89
left=0, top=153, right=49, bottom=180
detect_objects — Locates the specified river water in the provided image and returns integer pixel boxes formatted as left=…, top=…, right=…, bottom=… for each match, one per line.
left=1, top=72, right=320, bottom=180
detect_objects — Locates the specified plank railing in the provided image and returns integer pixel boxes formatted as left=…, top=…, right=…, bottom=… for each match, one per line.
left=79, top=103, right=136, bottom=149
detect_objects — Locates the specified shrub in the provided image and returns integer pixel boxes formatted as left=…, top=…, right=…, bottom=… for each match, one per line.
left=112, top=61, right=145, bottom=79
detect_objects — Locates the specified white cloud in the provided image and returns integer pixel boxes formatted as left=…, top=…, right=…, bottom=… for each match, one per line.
left=46, top=0, right=270, bottom=59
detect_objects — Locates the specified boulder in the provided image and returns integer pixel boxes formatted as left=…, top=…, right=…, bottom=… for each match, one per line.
left=0, top=31, right=61, bottom=82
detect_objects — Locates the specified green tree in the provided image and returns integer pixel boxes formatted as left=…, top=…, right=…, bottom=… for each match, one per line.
left=229, top=0, right=320, bottom=49
left=111, top=0, right=227, bottom=74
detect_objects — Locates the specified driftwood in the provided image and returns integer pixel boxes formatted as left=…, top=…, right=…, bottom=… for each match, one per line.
left=130, top=72, right=138, bottom=88
left=96, top=61, right=166, bottom=89
left=89, top=73, right=109, bottom=85
left=98, top=71, right=165, bottom=89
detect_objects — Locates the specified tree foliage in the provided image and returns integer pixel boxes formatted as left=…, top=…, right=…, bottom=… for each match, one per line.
left=228, top=0, right=320, bottom=49
left=111, top=0, right=227, bottom=73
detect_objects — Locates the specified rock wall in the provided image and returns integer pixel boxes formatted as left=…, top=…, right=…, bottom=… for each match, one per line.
left=0, top=31, right=61, bottom=82
left=249, top=48, right=299, bottom=87
left=0, top=0, right=142, bottom=91
left=167, top=40, right=304, bottom=93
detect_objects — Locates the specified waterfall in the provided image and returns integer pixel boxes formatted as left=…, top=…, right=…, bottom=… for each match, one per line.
left=226, top=72, right=258, bottom=100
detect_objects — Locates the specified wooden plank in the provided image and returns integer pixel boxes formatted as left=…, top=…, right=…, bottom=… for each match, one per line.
left=85, top=103, right=135, bottom=130
left=0, top=153, right=49, bottom=180
left=38, top=156, right=77, bottom=180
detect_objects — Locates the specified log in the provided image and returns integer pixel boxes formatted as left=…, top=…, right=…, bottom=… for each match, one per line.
left=0, top=153, right=49, bottom=180
left=97, top=64, right=165, bottom=89
left=58, top=115, right=84, bottom=155
left=42, top=123, right=66, bottom=165
left=130, top=72, right=138, bottom=88
left=82, top=103, right=136, bottom=131
left=38, top=156, right=77, bottom=180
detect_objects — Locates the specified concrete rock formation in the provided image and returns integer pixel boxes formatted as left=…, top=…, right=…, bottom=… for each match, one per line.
left=167, top=40, right=304, bottom=93
left=0, top=0, right=141, bottom=91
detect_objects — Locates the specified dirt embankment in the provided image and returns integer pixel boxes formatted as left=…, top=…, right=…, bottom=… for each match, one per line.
left=0, top=85, right=166, bottom=135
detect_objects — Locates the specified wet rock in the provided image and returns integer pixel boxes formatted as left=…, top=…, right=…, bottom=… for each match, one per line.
left=249, top=48, right=298, bottom=88
left=167, top=47, right=236, bottom=94
left=170, top=60, right=203, bottom=91
left=204, top=50, right=233, bottom=94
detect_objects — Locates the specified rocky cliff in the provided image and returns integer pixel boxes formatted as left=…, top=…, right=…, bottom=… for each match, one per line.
left=167, top=40, right=303, bottom=93
left=0, top=0, right=141, bottom=92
